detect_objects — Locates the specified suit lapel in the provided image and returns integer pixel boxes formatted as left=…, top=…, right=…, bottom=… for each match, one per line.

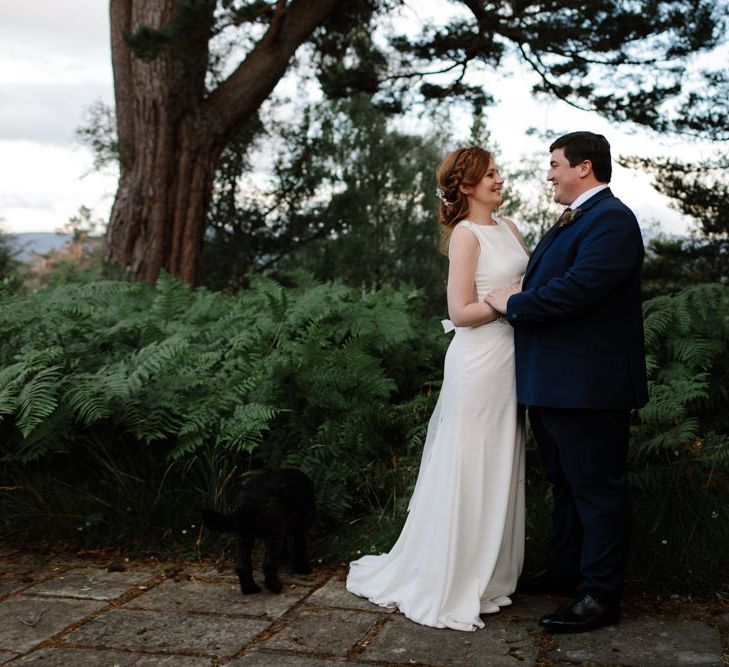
left=523, top=188, right=614, bottom=285
left=523, top=223, right=561, bottom=284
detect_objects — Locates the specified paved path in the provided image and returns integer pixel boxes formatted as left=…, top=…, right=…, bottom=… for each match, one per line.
left=0, top=549, right=726, bottom=666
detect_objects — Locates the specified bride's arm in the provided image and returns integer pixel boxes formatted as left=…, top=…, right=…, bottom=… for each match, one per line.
left=447, top=226, right=502, bottom=327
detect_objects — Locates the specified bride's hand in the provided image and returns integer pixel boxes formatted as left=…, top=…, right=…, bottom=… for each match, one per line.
left=484, top=284, right=519, bottom=314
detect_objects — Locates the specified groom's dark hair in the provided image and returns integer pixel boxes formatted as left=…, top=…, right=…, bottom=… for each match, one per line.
left=549, top=132, right=612, bottom=183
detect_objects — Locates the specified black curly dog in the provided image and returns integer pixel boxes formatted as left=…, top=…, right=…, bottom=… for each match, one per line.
left=202, top=468, right=315, bottom=594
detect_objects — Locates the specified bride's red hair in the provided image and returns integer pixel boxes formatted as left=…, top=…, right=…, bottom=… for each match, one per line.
left=436, top=146, right=493, bottom=251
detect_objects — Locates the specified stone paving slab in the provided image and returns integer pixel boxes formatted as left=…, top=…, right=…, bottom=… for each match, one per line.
left=0, top=650, right=18, bottom=665
left=550, top=617, right=724, bottom=666
left=65, top=608, right=268, bottom=657
left=184, top=565, right=240, bottom=581
left=24, top=567, right=156, bottom=601
left=500, top=592, right=565, bottom=621
left=228, top=650, right=345, bottom=666
left=307, top=574, right=397, bottom=614
left=0, top=596, right=105, bottom=655
left=0, top=563, right=58, bottom=598
left=361, top=613, right=539, bottom=666
left=259, top=606, right=380, bottom=657
left=190, top=565, right=320, bottom=589
left=15, top=646, right=212, bottom=665
left=123, top=577, right=306, bottom=618
left=1, top=556, right=726, bottom=666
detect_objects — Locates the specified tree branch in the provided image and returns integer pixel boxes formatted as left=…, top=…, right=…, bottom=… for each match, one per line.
left=516, top=43, right=593, bottom=114
left=261, top=0, right=287, bottom=47
left=205, top=0, right=340, bottom=140
left=380, top=58, right=470, bottom=83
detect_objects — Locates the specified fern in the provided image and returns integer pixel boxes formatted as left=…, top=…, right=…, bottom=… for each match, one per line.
left=0, top=272, right=435, bottom=534
left=2, top=274, right=726, bottom=587
left=0, top=361, right=26, bottom=416
left=16, top=365, right=63, bottom=437
left=627, top=283, right=729, bottom=586
left=64, top=373, right=113, bottom=425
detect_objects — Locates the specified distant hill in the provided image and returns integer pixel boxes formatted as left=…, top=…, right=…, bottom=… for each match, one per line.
left=7, top=233, right=74, bottom=262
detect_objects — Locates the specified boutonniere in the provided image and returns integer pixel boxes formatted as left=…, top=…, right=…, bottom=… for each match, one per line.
left=558, top=207, right=582, bottom=228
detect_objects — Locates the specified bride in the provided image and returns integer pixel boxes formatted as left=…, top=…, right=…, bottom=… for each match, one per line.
left=346, top=146, right=529, bottom=631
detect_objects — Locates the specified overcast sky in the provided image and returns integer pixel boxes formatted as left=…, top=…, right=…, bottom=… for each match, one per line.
left=0, top=1, right=115, bottom=234
left=0, top=1, right=702, bottom=236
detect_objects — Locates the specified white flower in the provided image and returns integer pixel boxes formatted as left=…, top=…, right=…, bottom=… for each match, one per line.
left=435, top=187, right=454, bottom=207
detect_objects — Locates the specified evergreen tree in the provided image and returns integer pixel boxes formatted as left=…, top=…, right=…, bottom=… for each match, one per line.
left=268, top=96, right=448, bottom=303
left=105, top=0, right=728, bottom=286
left=621, top=151, right=728, bottom=297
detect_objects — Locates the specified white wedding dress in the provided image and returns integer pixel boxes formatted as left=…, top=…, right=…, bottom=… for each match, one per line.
left=346, top=217, right=528, bottom=631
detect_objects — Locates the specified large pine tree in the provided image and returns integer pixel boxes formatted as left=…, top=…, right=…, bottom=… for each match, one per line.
left=107, top=0, right=728, bottom=285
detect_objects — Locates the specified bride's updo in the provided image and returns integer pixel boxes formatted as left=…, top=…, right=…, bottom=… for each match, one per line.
left=436, top=146, right=493, bottom=249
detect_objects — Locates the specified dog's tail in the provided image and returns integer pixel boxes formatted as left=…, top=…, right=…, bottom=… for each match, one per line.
left=201, top=508, right=236, bottom=532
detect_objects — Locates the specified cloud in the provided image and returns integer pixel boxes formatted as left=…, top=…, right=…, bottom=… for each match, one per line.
left=0, top=2, right=111, bottom=86
left=0, top=82, right=113, bottom=145
left=0, top=140, right=116, bottom=233
left=0, top=1, right=109, bottom=56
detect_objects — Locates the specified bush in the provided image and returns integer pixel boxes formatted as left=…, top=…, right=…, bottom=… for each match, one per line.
left=0, top=272, right=446, bottom=548
left=628, top=283, right=729, bottom=589
left=2, top=274, right=726, bottom=590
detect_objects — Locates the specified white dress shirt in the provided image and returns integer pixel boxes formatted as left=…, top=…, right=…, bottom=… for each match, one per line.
left=570, top=183, right=610, bottom=209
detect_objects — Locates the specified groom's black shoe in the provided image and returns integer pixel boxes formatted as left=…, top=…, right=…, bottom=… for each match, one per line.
left=539, top=593, right=620, bottom=634
left=516, top=570, right=577, bottom=596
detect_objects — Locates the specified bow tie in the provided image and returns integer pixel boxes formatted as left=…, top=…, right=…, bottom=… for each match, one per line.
left=557, top=207, right=582, bottom=227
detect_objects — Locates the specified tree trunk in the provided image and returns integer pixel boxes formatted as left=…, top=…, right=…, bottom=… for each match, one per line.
left=106, top=0, right=341, bottom=286
left=105, top=114, right=223, bottom=285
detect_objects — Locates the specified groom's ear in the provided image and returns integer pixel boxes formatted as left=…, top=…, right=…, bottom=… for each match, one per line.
left=578, top=159, right=593, bottom=178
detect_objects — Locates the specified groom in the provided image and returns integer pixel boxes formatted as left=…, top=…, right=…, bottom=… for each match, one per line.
left=485, top=131, right=648, bottom=633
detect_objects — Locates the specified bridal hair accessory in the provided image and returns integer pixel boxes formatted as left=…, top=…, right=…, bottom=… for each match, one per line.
left=435, top=187, right=454, bottom=207
left=558, top=207, right=582, bottom=227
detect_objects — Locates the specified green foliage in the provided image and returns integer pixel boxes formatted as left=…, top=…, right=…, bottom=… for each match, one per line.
left=391, top=1, right=728, bottom=138
left=203, top=95, right=449, bottom=312
left=0, top=273, right=446, bottom=543
left=75, top=101, right=119, bottom=174
left=0, top=220, right=20, bottom=293
left=124, top=0, right=216, bottom=62
left=620, top=154, right=728, bottom=298
left=642, top=236, right=728, bottom=299
left=274, top=97, right=448, bottom=300
left=628, top=283, right=729, bottom=587
left=2, top=271, right=727, bottom=588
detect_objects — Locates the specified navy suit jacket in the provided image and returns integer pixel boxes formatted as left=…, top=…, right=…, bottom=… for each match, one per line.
left=506, top=188, right=649, bottom=409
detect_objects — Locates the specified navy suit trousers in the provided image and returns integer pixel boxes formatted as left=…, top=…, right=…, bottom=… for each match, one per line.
left=529, top=406, right=631, bottom=604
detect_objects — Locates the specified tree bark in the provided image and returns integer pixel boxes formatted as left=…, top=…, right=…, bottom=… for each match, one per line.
left=106, top=0, right=341, bottom=285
